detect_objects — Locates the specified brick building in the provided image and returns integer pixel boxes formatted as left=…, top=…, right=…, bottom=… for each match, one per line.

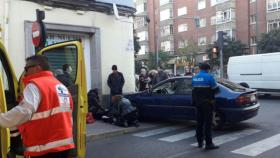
left=134, top=0, right=278, bottom=70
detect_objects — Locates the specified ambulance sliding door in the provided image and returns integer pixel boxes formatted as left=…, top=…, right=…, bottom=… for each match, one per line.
left=38, top=41, right=87, bottom=158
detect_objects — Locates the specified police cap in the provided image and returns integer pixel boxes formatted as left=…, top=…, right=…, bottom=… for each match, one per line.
left=199, top=63, right=211, bottom=70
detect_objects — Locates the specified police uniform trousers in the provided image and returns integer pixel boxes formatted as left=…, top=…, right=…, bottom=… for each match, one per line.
left=196, top=102, right=214, bottom=145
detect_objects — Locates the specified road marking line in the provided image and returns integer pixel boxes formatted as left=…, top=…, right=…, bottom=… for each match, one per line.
left=132, top=126, right=185, bottom=137
left=232, top=133, right=280, bottom=157
left=159, top=131, right=196, bottom=142
left=191, top=129, right=261, bottom=146
left=165, top=150, right=191, bottom=158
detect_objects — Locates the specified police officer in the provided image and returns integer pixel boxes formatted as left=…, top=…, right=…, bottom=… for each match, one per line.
left=192, top=62, right=219, bottom=150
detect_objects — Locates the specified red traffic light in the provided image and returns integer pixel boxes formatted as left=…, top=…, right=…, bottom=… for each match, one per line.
left=212, top=47, right=218, bottom=53
left=212, top=46, right=219, bottom=59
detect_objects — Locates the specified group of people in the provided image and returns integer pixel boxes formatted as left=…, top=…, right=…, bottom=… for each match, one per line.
left=0, top=53, right=219, bottom=158
left=137, top=66, right=169, bottom=91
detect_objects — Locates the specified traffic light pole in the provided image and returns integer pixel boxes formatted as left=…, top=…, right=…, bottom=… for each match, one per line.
left=218, top=31, right=225, bottom=78
left=219, top=47, right=224, bottom=78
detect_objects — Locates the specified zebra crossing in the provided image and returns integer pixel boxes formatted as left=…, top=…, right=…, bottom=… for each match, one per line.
left=132, top=125, right=280, bottom=157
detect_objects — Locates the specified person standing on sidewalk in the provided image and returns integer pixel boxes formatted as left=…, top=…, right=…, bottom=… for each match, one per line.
left=192, top=62, right=219, bottom=150
left=0, top=55, right=74, bottom=157
left=107, top=65, right=125, bottom=106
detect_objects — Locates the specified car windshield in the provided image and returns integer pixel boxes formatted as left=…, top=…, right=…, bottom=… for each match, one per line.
left=217, top=78, right=246, bottom=92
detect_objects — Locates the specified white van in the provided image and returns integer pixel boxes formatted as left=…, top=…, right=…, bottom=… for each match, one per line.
left=227, top=52, right=280, bottom=94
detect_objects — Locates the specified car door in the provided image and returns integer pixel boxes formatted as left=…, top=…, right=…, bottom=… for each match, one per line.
left=38, top=41, right=87, bottom=158
left=147, top=79, right=177, bottom=118
left=169, top=78, right=195, bottom=120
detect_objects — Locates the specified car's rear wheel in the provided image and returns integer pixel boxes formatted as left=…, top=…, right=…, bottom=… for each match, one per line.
left=212, top=111, right=224, bottom=130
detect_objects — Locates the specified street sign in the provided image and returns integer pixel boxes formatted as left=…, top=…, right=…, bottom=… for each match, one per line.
left=32, top=21, right=42, bottom=47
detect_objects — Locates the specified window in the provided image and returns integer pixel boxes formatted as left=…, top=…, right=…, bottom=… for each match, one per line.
left=250, top=36, right=256, bottom=45
left=0, top=48, right=17, bottom=110
left=160, top=0, right=171, bottom=6
left=178, top=7, right=187, bottom=16
left=250, top=0, right=256, bottom=3
left=199, top=18, right=206, bottom=28
left=160, top=9, right=172, bottom=21
left=250, top=14, right=256, bottom=24
left=178, top=24, right=188, bottom=32
left=161, top=41, right=171, bottom=51
left=215, top=0, right=230, bottom=5
left=216, top=29, right=235, bottom=39
left=211, top=0, right=216, bottom=6
left=138, top=45, right=146, bottom=55
left=134, top=17, right=145, bottom=29
left=178, top=40, right=188, bottom=48
left=198, top=37, right=207, bottom=46
left=43, top=45, right=78, bottom=83
left=152, top=78, right=192, bottom=95
left=216, top=9, right=235, bottom=24
left=198, top=0, right=206, bottom=10
left=267, top=19, right=280, bottom=32
left=267, top=0, right=280, bottom=12
left=161, top=25, right=174, bottom=36
left=211, top=16, right=216, bottom=25
left=137, top=31, right=148, bottom=41
left=136, top=3, right=147, bottom=14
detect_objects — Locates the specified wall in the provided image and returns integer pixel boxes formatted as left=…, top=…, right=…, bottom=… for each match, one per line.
left=6, top=0, right=135, bottom=95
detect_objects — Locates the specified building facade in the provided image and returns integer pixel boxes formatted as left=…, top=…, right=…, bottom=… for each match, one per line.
left=134, top=0, right=278, bottom=69
left=0, top=0, right=136, bottom=105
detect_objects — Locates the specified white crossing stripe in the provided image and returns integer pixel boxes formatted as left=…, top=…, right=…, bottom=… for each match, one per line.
left=133, top=126, right=185, bottom=137
left=232, top=133, right=280, bottom=157
left=159, top=131, right=196, bottom=142
left=191, top=129, right=261, bottom=146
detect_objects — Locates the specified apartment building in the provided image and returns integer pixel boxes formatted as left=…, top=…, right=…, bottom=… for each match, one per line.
left=134, top=0, right=278, bottom=64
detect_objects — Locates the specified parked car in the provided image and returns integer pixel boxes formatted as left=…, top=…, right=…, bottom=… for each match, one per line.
left=124, top=76, right=260, bottom=128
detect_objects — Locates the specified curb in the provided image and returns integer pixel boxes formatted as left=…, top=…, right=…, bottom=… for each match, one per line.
left=86, top=124, right=166, bottom=142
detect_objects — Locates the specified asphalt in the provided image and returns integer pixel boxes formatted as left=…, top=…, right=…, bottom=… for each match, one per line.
left=86, top=120, right=167, bottom=142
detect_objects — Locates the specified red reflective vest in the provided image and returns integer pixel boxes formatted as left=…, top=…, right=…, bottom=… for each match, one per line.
left=19, top=71, right=75, bottom=157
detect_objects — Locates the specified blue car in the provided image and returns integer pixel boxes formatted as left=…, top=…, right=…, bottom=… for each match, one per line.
left=125, top=76, right=260, bottom=128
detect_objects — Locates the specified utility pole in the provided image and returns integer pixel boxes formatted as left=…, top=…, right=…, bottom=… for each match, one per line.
left=218, top=31, right=226, bottom=78
left=255, top=0, right=259, bottom=54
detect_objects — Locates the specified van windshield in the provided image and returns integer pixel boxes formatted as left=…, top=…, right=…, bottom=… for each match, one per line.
left=217, top=78, right=246, bottom=92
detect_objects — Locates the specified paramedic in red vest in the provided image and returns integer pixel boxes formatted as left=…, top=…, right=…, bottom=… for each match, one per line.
left=0, top=55, right=74, bottom=158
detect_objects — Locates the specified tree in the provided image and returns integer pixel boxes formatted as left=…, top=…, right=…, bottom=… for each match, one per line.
left=206, top=38, right=248, bottom=66
left=258, top=29, right=280, bottom=53
left=178, top=40, right=200, bottom=66
left=147, top=51, right=170, bottom=70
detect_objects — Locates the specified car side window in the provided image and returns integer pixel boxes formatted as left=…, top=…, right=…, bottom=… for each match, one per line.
left=152, top=80, right=175, bottom=95
left=173, top=79, right=192, bottom=95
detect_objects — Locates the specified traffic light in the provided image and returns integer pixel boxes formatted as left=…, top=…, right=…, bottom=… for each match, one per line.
left=212, top=46, right=219, bottom=59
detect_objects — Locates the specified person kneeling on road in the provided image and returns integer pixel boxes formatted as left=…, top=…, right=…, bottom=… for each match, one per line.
left=103, top=95, right=138, bottom=127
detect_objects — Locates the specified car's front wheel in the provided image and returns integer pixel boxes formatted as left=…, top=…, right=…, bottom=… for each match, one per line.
left=212, top=111, right=224, bottom=130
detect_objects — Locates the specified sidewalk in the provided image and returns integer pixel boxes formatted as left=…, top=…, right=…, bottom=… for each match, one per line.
left=86, top=120, right=167, bottom=142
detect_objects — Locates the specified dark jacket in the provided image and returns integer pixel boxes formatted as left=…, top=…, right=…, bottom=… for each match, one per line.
left=56, top=72, right=74, bottom=87
left=107, top=71, right=125, bottom=95
left=192, top=70, right=219, bottom=107
left=156, top=70, right=168, bottom=83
